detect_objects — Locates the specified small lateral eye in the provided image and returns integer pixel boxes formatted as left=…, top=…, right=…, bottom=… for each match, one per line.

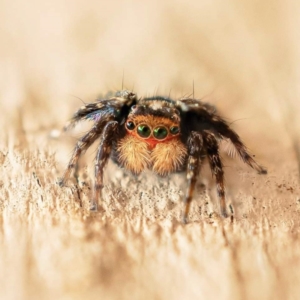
left=137, top=124, right=151, bottom=138
left=170, top=126, right=179, bottom=135
left=153, top=126, right=168, bottom=140
left=126, top=121, right=135, bottom=130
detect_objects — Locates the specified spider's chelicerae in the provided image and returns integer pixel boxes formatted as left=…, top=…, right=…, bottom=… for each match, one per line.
left=59, top=90, right=267, bottom=222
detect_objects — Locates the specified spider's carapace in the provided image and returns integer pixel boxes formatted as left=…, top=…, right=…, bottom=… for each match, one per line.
left=117, top=102, right=188, bottom=176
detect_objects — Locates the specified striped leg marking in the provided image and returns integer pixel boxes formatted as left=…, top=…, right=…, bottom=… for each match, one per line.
left=91, top=121, right=118, bottom=211
left=183, top=132, right=203, bottom=223
left=203, top=130, right=227, bottom=218
left=59, top=125, right=102, bottom=186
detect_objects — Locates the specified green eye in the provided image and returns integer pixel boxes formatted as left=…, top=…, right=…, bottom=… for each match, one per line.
left=126, top=121, right=135, bottom=130
left=137, top=124, right=151, bottom=138
left=153, top=126, right=168, bottom=140
left=170, top=126, right=179, bottom=135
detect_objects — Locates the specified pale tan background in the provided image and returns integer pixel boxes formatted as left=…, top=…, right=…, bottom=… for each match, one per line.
left=0, top=0, right=300, bottom=299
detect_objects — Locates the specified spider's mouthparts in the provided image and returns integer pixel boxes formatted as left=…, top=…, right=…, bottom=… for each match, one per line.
left=127, top=131, right=178, bottom=150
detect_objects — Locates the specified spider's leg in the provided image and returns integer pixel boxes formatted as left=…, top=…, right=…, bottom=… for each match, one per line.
left=64, top=91, right=137, bottom=131
left=213, top=118, right=267, bottom=174
left=183, top=132, right=203, bottom=224
left=180, top=103, right=267, bottom=174
left=91, top=121, right=118, bottom=211
left=203, top=130, right=228, bottom=218
left=59, top=124, right=102, bottom=186
left=63, top=102, right=112, bottom=131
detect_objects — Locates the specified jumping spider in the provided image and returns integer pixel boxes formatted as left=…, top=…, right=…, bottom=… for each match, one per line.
left=59, top=90, right=267, bottom=222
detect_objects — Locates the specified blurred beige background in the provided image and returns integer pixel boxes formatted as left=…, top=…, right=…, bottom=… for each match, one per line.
left=1, top=0, right=300, bottom=138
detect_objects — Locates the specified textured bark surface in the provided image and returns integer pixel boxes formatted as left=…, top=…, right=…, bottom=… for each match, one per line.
left=1, top=1, right=300, bottom=299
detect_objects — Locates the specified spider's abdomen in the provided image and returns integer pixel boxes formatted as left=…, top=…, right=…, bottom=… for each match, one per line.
left=116, top=134, right=188, bottom=176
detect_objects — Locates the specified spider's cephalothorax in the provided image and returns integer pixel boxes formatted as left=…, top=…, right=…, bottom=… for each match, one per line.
left=116, top=98, right=188, bottom=176
left=59, top=90, right=267, bottom=223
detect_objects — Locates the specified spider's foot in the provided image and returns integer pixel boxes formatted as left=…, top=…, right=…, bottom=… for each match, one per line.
left=258, top=166, right=267, bottom=175
left=57, top=178, right=65, bottom=187
left=221, top=209, right=229, bottom=218
left=182, top=213, right=189, bottom=224
left=90, top=202, right=98, bottom=212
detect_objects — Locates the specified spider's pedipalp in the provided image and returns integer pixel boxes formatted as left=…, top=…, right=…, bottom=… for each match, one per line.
left=183, top=132, right=203, bottom=223
left=91, top=121, right=118, bottom=211
left=203, top=130, right=227, bottom=218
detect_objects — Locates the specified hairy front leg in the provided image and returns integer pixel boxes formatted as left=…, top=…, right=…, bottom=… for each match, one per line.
left=183, top=132, right=203, bottom=224
left=91, top=121, right=118, bottom=211
left=59, top=124, right=101, bottom=186
left=203, top=130, right=228, bottom=218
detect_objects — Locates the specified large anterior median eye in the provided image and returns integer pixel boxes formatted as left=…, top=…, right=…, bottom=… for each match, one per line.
left=137, top=124, right=151, bottom=138
left=153, top=126, right=168, bottom=140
